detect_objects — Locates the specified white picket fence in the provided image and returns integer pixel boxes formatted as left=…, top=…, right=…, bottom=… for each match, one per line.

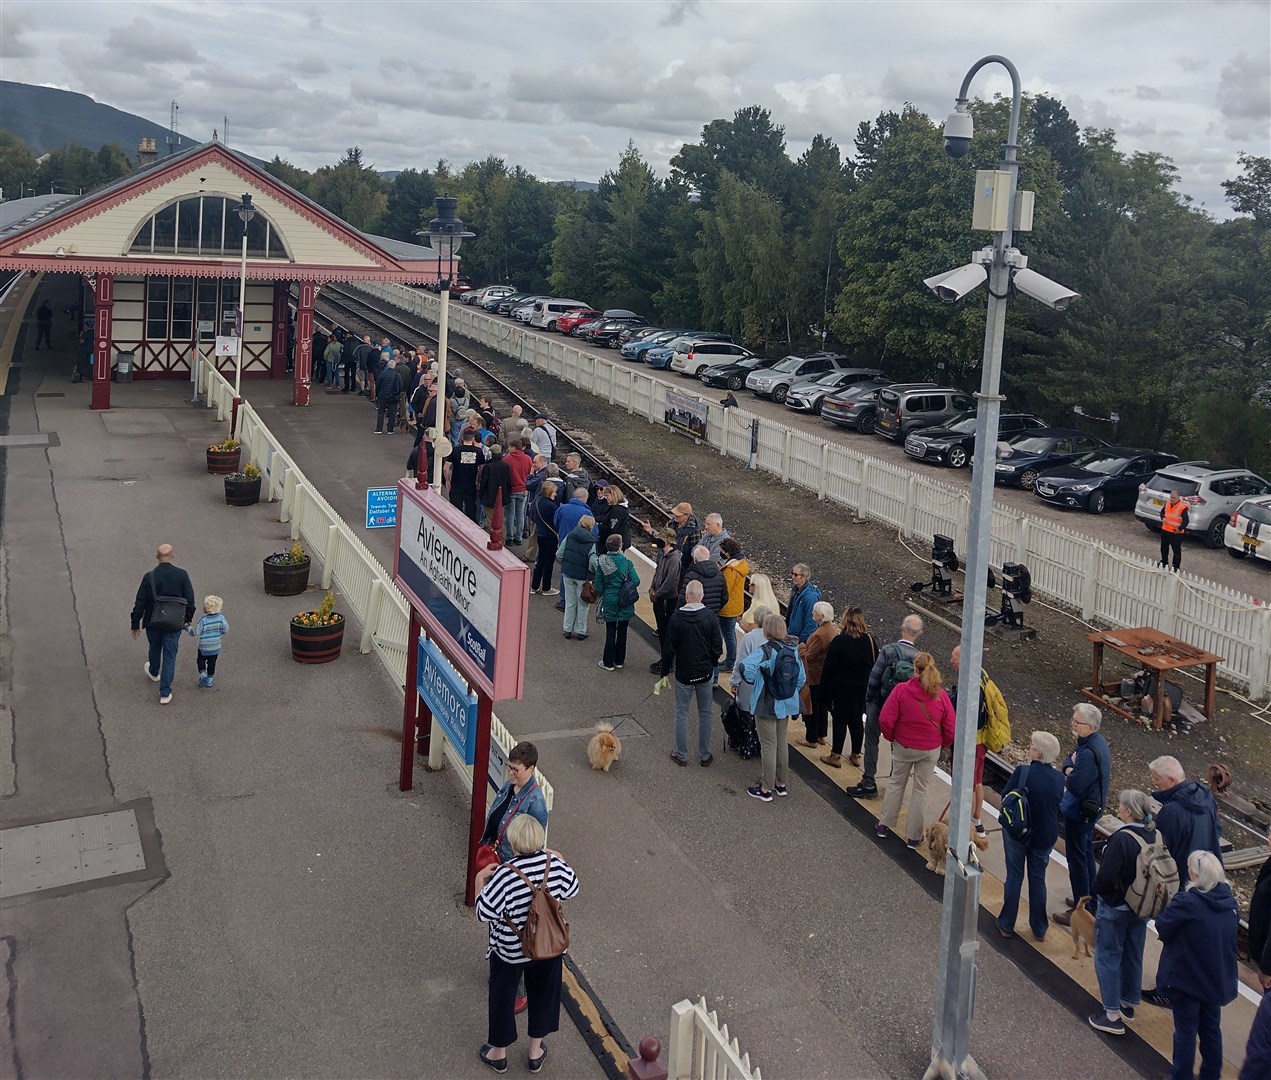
left=359, top=281, right=1271, bottom=700
left=667, top=998, right=761, bottom=1080
left=193, top=358, right=554, bottom=808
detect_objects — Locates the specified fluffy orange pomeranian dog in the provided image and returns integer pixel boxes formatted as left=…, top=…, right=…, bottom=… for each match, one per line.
left=587, top=721, right=622, bottom=771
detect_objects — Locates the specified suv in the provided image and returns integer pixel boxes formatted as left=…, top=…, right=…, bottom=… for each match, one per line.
left=1225, top=495, right=1271, bottom=563
left=820, top=380, right=897, bottom=433
left=1134, top=462, right=1271, bottom=548
left=671, top=339, right=754, bottom=376
left=1034, top=448, right=1178, bottom=514
left=784, top=368, right=887, bottom=414
left=745, top=352, right=851, bottom=404
left=905, top=411, right=1047, bottom=469
left=874, top=385, right=975, bottom=442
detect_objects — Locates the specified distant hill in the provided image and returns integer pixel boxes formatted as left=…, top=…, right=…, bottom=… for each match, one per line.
left=0, top=81, right=196, bottom=158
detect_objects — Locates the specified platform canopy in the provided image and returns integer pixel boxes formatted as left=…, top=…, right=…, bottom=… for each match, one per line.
left=0, top=141, right=440, bottom=285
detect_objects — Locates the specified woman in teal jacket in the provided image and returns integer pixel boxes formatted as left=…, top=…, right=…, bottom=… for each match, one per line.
left=593, top=534, right=640, bottom=671
left=738, top=614, right=807, bottom=802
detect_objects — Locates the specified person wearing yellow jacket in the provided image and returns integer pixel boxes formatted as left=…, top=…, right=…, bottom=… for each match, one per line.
left=951, top=645, right=1011, bottom=837
left=718, top=538, right=749, bottom=673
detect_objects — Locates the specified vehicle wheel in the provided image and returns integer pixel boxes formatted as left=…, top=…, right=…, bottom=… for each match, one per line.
left=727, top=374, right=744, bottom=391
left=1087, top=491, right=1107, bottom=515
left=772, top=385, right=789, bottom=405
left=546, top=321, right=557, bottom=332
left=1204, top=516, right=1227, bottom=549
left=1019, top=468, right=1040, bottom=491
left=608, top=339, right=619, bottom=349
left=812, top=399, right=824, bottom=415
left=1228, top=546, right=1247, bottom=559
left=858, top=412, right=876, bottom=435
left=947, top=446, right=968, bottom=468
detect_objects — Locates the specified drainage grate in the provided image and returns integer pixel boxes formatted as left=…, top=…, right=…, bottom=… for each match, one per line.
left=35, top=392, right=65, bottom=398
left=0, top=809, right=146, bottom=898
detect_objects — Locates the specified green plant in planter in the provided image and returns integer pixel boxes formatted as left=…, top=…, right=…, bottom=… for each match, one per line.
left=228, top=462, right=261, bottom=482
left=265, top=541, right=308, bottom=566
left=210, top=436, right=241, bottom=452
left=294, top=590, right=342, bottom=628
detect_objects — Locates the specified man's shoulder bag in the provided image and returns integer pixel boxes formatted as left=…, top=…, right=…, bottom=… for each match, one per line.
left=503, top=855, right=570, bottom=960
left=147, top=570, right=187, bottom=633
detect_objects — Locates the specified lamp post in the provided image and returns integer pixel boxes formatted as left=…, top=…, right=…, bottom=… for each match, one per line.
left=922, top=57, right=1077, bottom=1080
left=231, top=192, right=255, bottom=436
left=417, top=196, right=474, bottom=490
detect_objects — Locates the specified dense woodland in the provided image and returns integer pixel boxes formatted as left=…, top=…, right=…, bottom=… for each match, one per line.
left=2, top=95, right=1267, bottom=471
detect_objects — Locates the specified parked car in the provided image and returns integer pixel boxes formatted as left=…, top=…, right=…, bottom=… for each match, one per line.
left=495, top=292, right=537, bottom=315
left=1224, top=495, right=1271, bottom=563
left=481, top=289, right=527, bottom=311
left=570, top=317, right=608, bottom=339
left=620, top=325, right=663, bottom=345
left=621, top=329, right=687, bottom=361
left=1033, top=448, right=1178, bottom=514
left=1134, top=461, right=1271, bottom=548
left=530, top=298, right=590, bottom=331
left=904, top=411, right=1047, bottom=469
left=670, top=339, right=754, bottom=376
left=745, top=353, right=852, bottom=404
left=784, top=368, right=887, bottom=414
left=556, top=308, right=603, bottom=334
left=513, top=299, right=546, bottom=323
left=586, top=316, right=648, bottom=348
left=993, top=428, right=1108, bottom=490
left=464, top=284, right=515, bottom=306
left=874, top=384, right=976, bottom=442
left=699, top=353, right=783, bottom=390
left=644, top=338, right=690, bottom=370
left=448, top=277, right=475, bottom=298
left=820, top=381, right=894, bottom=433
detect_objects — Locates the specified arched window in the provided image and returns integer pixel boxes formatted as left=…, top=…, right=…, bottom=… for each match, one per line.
left=128, top=194, right=291, bottom=259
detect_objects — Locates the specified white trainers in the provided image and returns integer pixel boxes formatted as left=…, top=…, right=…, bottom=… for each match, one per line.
left=542, top=589, right=560, bottom=596
left=144, top=660, right=160, bottom=682
left=159, top=693, right=173, bottom=704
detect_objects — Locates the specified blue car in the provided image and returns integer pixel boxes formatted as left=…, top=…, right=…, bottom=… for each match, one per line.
left=620, top=329, right=687, bottom=362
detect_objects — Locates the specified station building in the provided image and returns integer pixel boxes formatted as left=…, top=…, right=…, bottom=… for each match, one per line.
left=0, top=141, right=441, bottom=410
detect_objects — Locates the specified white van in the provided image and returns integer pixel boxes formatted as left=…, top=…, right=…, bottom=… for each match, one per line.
left=530, top=299, right=591, bottom=332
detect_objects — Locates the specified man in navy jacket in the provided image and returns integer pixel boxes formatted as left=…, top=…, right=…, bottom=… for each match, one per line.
left=1150, top=755, right=1222, bottom=880
left=1053, top=703, right=1112, bottom=928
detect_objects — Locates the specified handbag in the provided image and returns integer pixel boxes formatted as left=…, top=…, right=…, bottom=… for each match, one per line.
left=581, top=580, right=598, bottom=604
left=503, top=854, right=570, bottom=960
left=147, top=571, right=188, bottom=633
left=475, top=779, right=537, bottom=876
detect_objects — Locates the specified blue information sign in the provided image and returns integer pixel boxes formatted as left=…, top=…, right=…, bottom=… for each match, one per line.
left=417, top=638, right=478, bottom=765
left=366, top=487, right=398, bottom=529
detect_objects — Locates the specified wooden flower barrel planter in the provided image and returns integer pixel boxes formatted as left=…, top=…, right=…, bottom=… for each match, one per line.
left=207, top=447, right=242, bottom=474
left=224, top=475, right=262, bottom=506
left=290, top=617, right=344, bottom=663
left=263, top=557, right=311, bottom=596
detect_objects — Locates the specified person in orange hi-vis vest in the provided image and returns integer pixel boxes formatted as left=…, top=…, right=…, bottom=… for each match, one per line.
left=1160, top=491, right=1189, bottom=572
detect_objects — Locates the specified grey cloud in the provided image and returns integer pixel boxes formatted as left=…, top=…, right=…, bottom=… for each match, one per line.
left=300, top=53, right=330, bottom=76
left=659, top=0, right=702, bottom=28
left=0, top=5, right=35, bottom=58
left=351, top=73, right=495, bottom=120
left=1217, top=51, right=1271, bottom=139
left=104, top=17, right=203, bottom=63
left=1135, top=85, right=1162, bottom=100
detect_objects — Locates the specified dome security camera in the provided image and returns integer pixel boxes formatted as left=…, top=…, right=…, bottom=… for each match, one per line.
left=943, top=108, right=974, bottom=158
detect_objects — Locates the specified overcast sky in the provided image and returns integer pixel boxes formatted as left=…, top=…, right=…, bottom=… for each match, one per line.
left=3, top=1, right=1268, bottom=217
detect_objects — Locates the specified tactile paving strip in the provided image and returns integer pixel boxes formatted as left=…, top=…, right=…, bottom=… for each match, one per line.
left=0, top=809, right=145, bottom=898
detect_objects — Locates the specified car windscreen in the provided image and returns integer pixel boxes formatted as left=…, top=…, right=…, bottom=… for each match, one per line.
left=809, top=371, right=849, bottom=386
left=1008, top=436, right=1056, bottom=454
left=771, top=356, right=805, bottom=373
left=936, top=414, right=978, bottom=434
left=1242, top=502, right=1271, bottom=526
left=1146, top=475, right=1200, bottom=496
left=1072, top=451, right=1132, bottom=475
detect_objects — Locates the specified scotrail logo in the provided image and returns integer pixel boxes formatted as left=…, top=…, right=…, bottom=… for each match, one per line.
left=456, top=618, right=489, bottom=667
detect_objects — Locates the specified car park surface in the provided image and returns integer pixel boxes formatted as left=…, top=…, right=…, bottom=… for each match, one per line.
left=905, top=411, right=1047, bottom=469
left=1033, top=448, right=1178, bottom=514
left=993, top=428, right=1108, bottom=490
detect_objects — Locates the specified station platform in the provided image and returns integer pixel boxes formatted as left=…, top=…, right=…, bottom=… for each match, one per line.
left=2, top=279, right=1256, bottom=1079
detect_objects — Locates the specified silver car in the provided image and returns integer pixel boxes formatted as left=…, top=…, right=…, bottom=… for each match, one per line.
left=1133, top=461, right=1271, bottom=548
left=745, top=352, right=852, bottom=405
left=783, top=368, right=887, bottom=413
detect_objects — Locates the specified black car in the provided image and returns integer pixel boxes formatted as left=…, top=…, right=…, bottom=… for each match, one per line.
left=495, top=292, right=536, bottom=316
left=570, top=317, right=607, bottom=338
left=1033, top=448, right=1179, bottom=514
left=904, top=411, right=1047, bottom=469
left=992, top=428, right=1108, bottom=490
left=586, top=317, right=648, bottom=347
left=699, top=353, right=781, bottom=390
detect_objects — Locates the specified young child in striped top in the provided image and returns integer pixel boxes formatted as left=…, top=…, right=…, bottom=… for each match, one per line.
left=186, top=595, right=229, bottom=688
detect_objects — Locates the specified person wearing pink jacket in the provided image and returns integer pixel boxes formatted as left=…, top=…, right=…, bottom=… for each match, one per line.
left=875, top=652, right=956, bottom=846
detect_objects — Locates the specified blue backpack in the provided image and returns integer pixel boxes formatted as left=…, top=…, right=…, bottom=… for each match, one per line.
left=1000, top=769, right=1032, bottom=843
left=762, top=643, right=800, bottom=700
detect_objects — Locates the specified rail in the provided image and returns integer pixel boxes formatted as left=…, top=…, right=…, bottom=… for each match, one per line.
left=193, top=356, right=554, bottom=810
left=667, top=998, right=761, bottom=1080
left=356, top=281, right=1271, bottom=700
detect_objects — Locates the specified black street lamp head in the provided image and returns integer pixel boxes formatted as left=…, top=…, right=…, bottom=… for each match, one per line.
left=236, top=193, right=256, bottom=224
left=418, top=194, right=475, bottom=255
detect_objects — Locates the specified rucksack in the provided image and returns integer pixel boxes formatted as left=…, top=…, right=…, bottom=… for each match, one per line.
left=880, top=648, right=915, bottom=700
left=721, top=699, right=761, bottom=759
left=1123, top=829, right=1180, bottom=920
left=617, top=566, right=640, bottom=608
left=503, top=855, right=571, bottom=960
left=147, top=571, right=188, bottom=633
left=762, top=643, right=800, bottom=700
left=999, top=769, right=1032, bottom=843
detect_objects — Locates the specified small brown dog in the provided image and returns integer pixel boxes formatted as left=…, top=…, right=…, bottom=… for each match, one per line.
left=587, top=721, right=621, bottom=772
left=924, top=821, right=950, bottom=874
left=1070, top=896, right=1096, bottom=958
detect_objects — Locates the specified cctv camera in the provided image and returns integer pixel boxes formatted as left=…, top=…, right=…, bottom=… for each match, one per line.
left=923, top=263, right=987, bottom=303
left=1012, top=268, right=1080, bottom=312
left=943, top=108, right=974, bottom=158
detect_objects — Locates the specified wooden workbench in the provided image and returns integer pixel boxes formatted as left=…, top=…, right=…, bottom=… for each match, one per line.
left=1081, top=626, right=1223, bottom=730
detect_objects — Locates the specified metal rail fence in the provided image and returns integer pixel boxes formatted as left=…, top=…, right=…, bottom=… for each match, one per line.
left=359, top=281, right=1271, bottom=699
left=193, top=357, right=554, bottom=808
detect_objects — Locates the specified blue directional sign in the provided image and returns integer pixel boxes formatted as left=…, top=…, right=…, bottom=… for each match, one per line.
left=366, top=487, right=398, bottom=529
left=417, top=638, right=478, bottom=765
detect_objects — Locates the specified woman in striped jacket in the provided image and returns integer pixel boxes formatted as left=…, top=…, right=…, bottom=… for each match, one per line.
left=475, top=815, right=580, bottom=1074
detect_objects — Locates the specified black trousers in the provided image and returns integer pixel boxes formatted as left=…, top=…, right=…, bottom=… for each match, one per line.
left=532, top=542, right=555, bottom=591
left=374, top=397, right=396, bottom=433
left=488, top=953, right=563, bottom=1048
left=1160, top=532, right=1182, bottom=570
left=803, top=683, right=830, bottom=743
left=196, top=651, right=219, bottom=677
left=652, top=596, right=677, bottom=650
left=450, top=488, right=479, bottom=521
left=342, top=360, right=357, bottom=391
left=830, top=684, right=868, bottom=756
left=603, top=620, right=629, bottom=668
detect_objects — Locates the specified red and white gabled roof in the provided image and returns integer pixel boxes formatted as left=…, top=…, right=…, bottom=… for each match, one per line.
left=0, top=142, right=439, bottom=283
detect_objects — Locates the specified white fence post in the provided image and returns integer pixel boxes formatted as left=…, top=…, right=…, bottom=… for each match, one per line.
left=362, top=578, right=384, bottom=653
left=817, top=441, right=829, bottom=500
left=902, top=475, right=917, bottom=538
left=780, top=429, right=792, bottom=483
left=1082, top=543, right=1098, bottom=621
left=323, top=524, right=340, bottom=588
left=1015, top=517, right=1029, bottom=565
left=1161, top=569, right=1181, bottom=632
left=667, top=1000, right=697, bottom=1080
left=1253, top=607, right=1271, bottom=699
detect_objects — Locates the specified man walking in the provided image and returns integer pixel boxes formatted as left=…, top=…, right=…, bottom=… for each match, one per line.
left=35, top=299, right=54, bottom=350
left=323, top=333, right=343, bottom=391
left=846, top=614, right=923, bottom=799
left=130, top=543, right=196, bottom=705
left=659, top=580, right=723, bottom=768
left=1053, top=703, right=1113, bottom=928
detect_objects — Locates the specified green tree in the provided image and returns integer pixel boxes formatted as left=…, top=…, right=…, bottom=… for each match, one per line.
left=307, top=147, right=387, bottom=231
left=596, top=143, right=666, bottom=313
left=0, top=130, right=38, bottom=198
left=35, top=142, right=131, bottom=195
left=671, top=105, right=791, bottom=208
left=380, top=168, right=437, bottom=242
left=263, top=155, right=312, bottom=194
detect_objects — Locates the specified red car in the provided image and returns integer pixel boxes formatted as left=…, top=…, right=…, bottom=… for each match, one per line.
left=555, top=309, right=603, bottom=334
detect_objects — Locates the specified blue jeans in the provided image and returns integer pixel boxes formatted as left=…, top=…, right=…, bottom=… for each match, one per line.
left=325, top=363, right=339, bottom=387
left=508, top=492, right=527, bottom=543
left=1064, top=816, right=1097, bottom=910
left=1170, top=993, right=1223, bottom=1080
left=997, top=832, right=1052, bottom=939
left=674, top=679, right=715, bottom=762
left=449, top=417, right=464, bottom=444
left=718, top=615, right=738, bottom=668
left=146, top=626, right=181, bottom=698
left=562, top=577, right=589, bottom=635
left=1093, top=904, right=1146, bottom=1016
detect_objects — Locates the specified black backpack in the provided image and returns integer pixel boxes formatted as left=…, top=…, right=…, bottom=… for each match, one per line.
left=616, top=566, right=640, bottom=608
left=1000, top=768, right=1032, bottom=843
left=721, top=699, right=760, bottom=759
left=763, top=643, right=800, bottom=700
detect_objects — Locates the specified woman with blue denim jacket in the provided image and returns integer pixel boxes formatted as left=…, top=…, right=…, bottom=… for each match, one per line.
left=738, top=614, right=806, bottom=803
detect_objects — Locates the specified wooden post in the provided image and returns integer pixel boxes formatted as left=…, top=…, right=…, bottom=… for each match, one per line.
left=399, top=608, right=421, bottom=791
left=270, top=281, right=290, bottom=378
left=88, top=274, right=114, bottom=411
left=1091, top=639, right=1103, bottom=698
left=293, top=280, right=316, bottom=406
left=464, top=693, right=494, bottom=907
